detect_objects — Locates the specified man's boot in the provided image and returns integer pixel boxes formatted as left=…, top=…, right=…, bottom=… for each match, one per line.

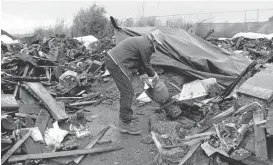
left=119, top=120, right=142, bottom=135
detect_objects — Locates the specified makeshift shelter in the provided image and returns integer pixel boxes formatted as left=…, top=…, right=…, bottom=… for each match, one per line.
left=113, top=26, right=252, bottom=86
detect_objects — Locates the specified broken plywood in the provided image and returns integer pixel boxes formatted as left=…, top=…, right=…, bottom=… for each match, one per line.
left=237, top=72, right=273, bottom=102
left=25, top=82, right=68, bottom=121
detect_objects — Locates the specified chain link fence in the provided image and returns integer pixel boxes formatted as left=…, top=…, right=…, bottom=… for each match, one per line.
left=119, top=8, right=273, bottom=38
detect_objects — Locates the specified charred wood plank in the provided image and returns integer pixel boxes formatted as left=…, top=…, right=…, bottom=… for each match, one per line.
left=24, top=82, right=68, bottom=121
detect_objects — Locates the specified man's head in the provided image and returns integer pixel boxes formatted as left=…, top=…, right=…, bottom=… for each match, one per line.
left=149, top=29, right=166, bottom=47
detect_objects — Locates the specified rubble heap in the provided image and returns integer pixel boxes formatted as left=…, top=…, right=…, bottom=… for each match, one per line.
left=1, top=30, right=273, bottom=165
left=148, top=62, right=273, bottom=165
left=1, top=35, right=120, bottom=165
left=206, top=33, right=273, bottom=62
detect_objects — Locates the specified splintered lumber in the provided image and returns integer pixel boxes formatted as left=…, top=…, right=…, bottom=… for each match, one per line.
left=253, top=110, right=268, bottom=160
left=203, top=29, right=214, bottom=40
left=15, top=113, right=37, bottom=119
left=1, top=130, right=32, bottom=164
left=266, top=106, right=273, bottom=135
left=236, top=36, right=243, bottom=49
left=35, top=109, right=50, bottom=134
left=13, top=83, right=20, bottom=99
left=151, top=131, right=164, bottom=165
left=193, top=107, right=235, bottom=134
left=73, top=126, right=111, bottom=164
left=248, top=48, right=266, bottom=56
left=183, top=131, right=215, bottom=141
left=56, top=97, right=84, bottom=99
left=25, top=82, right=68, bottom=120
left=211, top=106, right=235, bottom=122
left=23, top=64, right=30, bottom=76
left=2, top=76, right=49, bottom=82
left=178, top=143, right=201, bottom=165
left=97, top=140, right=112, bottom=145
left=8, top=146, right=123, bottom=163
left=163, top=137, right=204, bottom=149
left=69, top=100, right=99, bottom=106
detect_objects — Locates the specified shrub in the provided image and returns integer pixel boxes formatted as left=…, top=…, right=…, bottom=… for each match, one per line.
left=71, top=4, right=108, bottom=38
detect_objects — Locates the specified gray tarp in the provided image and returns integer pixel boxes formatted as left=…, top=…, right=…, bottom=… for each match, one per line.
left=114, top=26, right=252, bottom=86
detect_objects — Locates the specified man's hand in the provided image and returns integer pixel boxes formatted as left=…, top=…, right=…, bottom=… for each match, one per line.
left=140, top=73, right=159, bottom=88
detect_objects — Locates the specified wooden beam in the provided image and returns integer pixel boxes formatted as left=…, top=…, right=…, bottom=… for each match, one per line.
left=69, top=100, right=99, bottom=106
left=25, top=82, right=68, bottom=120
left=73, top=126, right=111, bottom=164
left=8, top=146, right=123, bottom=163
left=1, top=130, right=32, bottom=164
left=23, top=64, right=30, bottom=77
left=183, top=131, right=215, bottom=141
left=14, top=113, right=37, bottom=119
left=253, top=110, right=268, bottom=160
left=13, top=82, right=20, bottom=99
left=193, top=107, right=235, bottom=134
left=163, top=137, right=205, bottom=149
left=151, top=131, right=164, bottom=165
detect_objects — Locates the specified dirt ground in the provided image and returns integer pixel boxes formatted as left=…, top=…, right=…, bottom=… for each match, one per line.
left=80, top=103, right=157, bottom=165
left=79, top=74, right=171, bottom=165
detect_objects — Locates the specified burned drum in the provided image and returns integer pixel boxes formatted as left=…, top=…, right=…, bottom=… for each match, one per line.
left=146, top=80, right=182, bottom=119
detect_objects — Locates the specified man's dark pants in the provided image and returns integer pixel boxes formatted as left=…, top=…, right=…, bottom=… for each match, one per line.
left=105, top=56, right=134, bottom=123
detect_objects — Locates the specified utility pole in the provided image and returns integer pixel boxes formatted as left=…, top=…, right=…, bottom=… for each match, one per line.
left=209, top=12, right=212, bottom=30
left=244, top=10, right=247, bottom=23
left=244, top=10, right=247, bottom=31
left=257, top=9, right=259, bottom=22
left=141, top=0, right=145, bottom=17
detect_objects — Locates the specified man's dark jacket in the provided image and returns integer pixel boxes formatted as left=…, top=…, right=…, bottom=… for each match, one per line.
left=108, top=35, right=156, bottom=79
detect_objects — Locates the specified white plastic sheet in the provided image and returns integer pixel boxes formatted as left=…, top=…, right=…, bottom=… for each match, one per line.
left=102, top=69, right=110, bottom=77
left=74, top=35, right=98, bottom=48
left=44, top=122, right=69, bottom=149
left=232, top=32, right=273, bottom=40
left=1, top=35, right=19, bottom=44
left=136, top=91, right=152, bottom=103
left=178, top=78, right=217, bottom=101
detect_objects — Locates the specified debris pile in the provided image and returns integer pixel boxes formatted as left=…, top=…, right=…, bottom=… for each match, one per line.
left=1, top=35, right=120, bottom=165
left=88, top=37, right=115, bottom=61
left=148, top=61, right=273, bottom=165
left=2, top=28, right=273, bottom=165
left=206, top=32, right=273, bottom=62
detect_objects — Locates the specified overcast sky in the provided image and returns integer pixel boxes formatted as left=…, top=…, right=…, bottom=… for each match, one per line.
left=1, top=0, right=273, bottom=35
